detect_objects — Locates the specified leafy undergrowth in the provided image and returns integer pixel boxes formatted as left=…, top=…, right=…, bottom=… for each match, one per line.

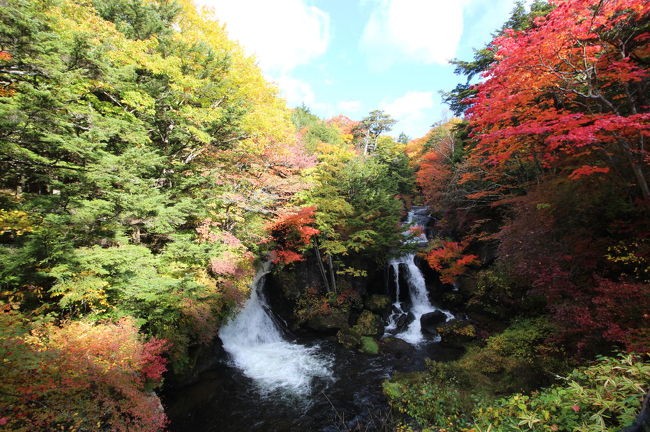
left=386, top=349, right=649, bottom=432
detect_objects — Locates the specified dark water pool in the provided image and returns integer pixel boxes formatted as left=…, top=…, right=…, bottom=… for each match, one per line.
left=164, top=338, right=462, bottom=432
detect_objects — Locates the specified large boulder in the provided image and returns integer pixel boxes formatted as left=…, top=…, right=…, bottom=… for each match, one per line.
left=352, top=310, right=384, bottom=337
left=420, top=310, right=448, bottom=335
left=380, top=337, right=414, bottom=358
left=364, top=294, right=392, bottom=313
left=306, top=310, right=349, bottom=332
left=386, top=312, right=415, bottom=335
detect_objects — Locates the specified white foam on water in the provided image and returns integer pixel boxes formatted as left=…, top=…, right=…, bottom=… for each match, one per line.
left=386, top=208, right=455, bottom=345
left=219, top=265, right=332, bottom=395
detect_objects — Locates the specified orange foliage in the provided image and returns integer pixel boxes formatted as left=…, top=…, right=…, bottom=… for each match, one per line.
left=0, top=309, right=167, bottom=431
left=416, top=151, right=451, bottom=206
left=268, top=206, right=320, bottom=264
left=326, top=115, right=359, bottom=136
left=425, top=241, right=479, bottom=284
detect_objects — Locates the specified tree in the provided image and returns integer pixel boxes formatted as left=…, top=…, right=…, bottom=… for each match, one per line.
left=0, top=0, right=311, bottom=378
left=354, top=110, right=397, bottom=155
left=443, top=0, right=555, bottom=116
left=0, top=310, right=168, bottom=431
left=467, top=0, right=650, bottom=199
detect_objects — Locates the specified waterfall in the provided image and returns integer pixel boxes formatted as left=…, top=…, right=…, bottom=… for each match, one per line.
left=219, top=263, right=332, bottom=395
left=385, top=207, right=454, bottom=344
left=384, top=261, right=405, bottom=333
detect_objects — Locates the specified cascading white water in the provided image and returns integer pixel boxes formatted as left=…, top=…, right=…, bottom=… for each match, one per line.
left=385, top=208, right=454, bottom=344
left=384, top=261, right=405, bottom=333
left=219, top=264, right=332, bottom=395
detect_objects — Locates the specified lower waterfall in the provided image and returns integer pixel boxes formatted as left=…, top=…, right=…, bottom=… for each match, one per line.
left=219, top=264, right=333, bottom=395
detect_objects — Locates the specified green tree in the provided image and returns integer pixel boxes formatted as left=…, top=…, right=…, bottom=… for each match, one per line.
left=354, top=109, right=397, bottom=155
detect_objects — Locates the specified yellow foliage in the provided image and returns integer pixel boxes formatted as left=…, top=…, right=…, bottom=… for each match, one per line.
left=0, top=209, right=36, bottom=235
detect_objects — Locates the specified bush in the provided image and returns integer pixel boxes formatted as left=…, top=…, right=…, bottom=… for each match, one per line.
left=0, top=307, right=168, bottom=431
left=386, top=353, right=649, bottom=432
left=473, top=353, right=650, bottom=432
left=383, top=364, right=479, bottom=430
left=385, top=319, right=568, bottom=431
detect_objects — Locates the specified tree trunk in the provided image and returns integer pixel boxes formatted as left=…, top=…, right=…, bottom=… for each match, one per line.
left=327, top=254, right=338, bottom=293
left=312, top=238, right=331, bottom=292
left=631, top=162, right=650, bottom=201
left=132, top=226, right=141, bottom=244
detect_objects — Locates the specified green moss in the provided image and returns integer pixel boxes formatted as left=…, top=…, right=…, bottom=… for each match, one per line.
left=364, top=294, right=391, bottom=312
left=360, top=336, right=379, bottom=354
left=352, top=310, right=383, bottom=336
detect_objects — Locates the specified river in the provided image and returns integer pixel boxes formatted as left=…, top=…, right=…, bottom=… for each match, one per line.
left=164, top=207, right=461, bottom=431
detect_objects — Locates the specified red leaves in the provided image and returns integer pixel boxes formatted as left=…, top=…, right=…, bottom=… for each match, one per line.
left=465, top=0, right=650, bottom=194
left=556, top=278, right=650, bottom=354
left=416, top=146, right=452, bottom=206
left=425, top=241, right=479, bottom=284
left=568, top=165, right=610, bottom=180
left=141, top=338, right=169, bottom=382
left=268, top=206, right=320, bottom=264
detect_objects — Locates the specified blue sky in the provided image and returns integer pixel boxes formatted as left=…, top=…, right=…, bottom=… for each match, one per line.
left=196, top=0, right=528, bottom=139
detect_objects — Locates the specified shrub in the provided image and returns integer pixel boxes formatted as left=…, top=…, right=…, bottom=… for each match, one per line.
left=473, top=354, right=650, bottom=432
left=0, top=308, right=167, bottom=431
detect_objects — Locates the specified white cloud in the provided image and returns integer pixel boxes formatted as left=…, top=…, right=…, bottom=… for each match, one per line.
left=381, top=91, right=441, bottom=138
left=274, top=75, right=334, bottom=116
left=361, top=0, right=465, bottom=68
left=337, top=100, right=362, bottom=113
left=197, top=0, right=330, bottom=74
left=274, top=75, right=316, bottom=107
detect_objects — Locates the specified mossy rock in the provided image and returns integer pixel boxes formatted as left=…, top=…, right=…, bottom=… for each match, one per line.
left=271, top=270, right=302, bottom=300
left=364, top=294, right=392, bottom=313
left=306, top=310, right=349, bottom=332
left=436, top=319, right=477, bottom=345
left=360, top=336, right=379, bottom=355
left=352, top=310, right=384, bottom=336
left=337, top=328, right=361, bottom=349
left=380, top=337, right=414, bottom=358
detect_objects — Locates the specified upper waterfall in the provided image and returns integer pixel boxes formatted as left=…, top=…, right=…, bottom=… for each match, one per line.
left=385, top=207, right=454, bottom=344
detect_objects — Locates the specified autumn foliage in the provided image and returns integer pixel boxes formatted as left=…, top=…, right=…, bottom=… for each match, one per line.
left=466, top=0, right=650, bottom=199
left=425, top=241, right=479, bottom=284
left=412, top=0, right=650, bottom=357
left=268, top=206, right=320, bottom=264
left=416, top=151, right=452, bottom=206
left=0, top=308, right=168, bottom=431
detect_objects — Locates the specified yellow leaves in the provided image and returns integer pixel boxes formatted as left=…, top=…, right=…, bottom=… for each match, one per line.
left=336, top=266, right=368, bottom=277
left=0, top=209, right=37, bottom=236
left=121, top=91, right=156, bottom=116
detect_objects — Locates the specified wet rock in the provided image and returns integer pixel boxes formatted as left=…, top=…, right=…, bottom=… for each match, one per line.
left=337, top=328, right=361, bottom=349
left=360, top=336, right=380, bottom=355
left=436, top=319, right=477, bottom=345
left=389, top=312, right=415, bottom=334
left=420, top=311, right=448, bottom=335
left=352, top=310, right=384, bottom=337
left=364, top=294, right=392, bottom=313
left=380, top=337, right=414, bottom=358
left=306, top=311, right=349, bottom=332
